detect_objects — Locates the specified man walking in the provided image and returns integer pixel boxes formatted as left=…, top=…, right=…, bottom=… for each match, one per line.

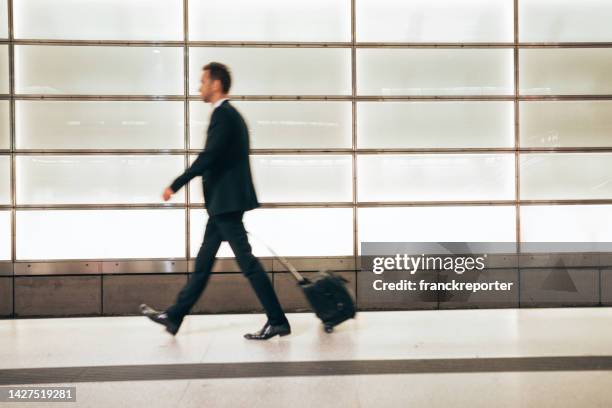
left=140, top=62, right=290, bottom=340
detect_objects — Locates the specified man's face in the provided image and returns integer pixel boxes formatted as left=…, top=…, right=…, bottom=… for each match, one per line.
left=199, top=70, right=217, bottom=102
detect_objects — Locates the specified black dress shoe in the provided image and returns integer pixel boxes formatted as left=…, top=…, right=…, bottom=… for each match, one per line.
left=139, top=304, right=180, bottom=335
left=244, top=321, right=291, bottom=340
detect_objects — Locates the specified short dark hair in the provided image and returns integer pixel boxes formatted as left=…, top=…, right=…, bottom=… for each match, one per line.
left=203, top=62, right=231, bottom=93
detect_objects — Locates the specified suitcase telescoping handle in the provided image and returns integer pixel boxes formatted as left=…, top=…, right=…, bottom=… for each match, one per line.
left=246, top=231, right=307, bottom=283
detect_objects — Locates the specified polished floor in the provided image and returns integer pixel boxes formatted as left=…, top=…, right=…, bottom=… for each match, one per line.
left=1, top=308, right=612, bottom=407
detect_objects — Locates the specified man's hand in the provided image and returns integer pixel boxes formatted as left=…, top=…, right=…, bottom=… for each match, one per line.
left=162, top=187, right=174, bottom=201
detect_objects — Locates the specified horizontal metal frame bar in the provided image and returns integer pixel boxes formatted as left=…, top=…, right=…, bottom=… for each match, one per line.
left=4, top=203, right=354, bottom=210
left=354, top=148, right=612, bottom=154
left=14, top=260, right=102, bottom=275
left=518, top=253, right=602, bottom=268
left=10, top=256, right=354, bottom=274
left=519, top=95, right=612, bottom=101
left=12, top=95, right=186, bottom=101
left=189, top=42, right=522, bottom=49
left=8, top=40, right=186, bottom=46
left=190, top=41, right=353, bottom=48
left=7, top=253, right=612, bottom=275
left=6, top=39, right=612, bottom=48
left=4, top=150, right=355, bottom=154
left=518, top=200, right=612, bottom=206
left=3, top=148, right=612, bottom=155
left=196, top=96, right=509, bottom=101
left=513, top=148, right=612, bottom=153
left=5, top=204, right=188, bottom=209
left=9, top=95, right=612, bottom=102
left=8, top=40, right=353, bottom=47
left=3, top=200, right=612, bottom=211
left=6, top=150, right=188, bottom=155
left=357, top=43, right=515, bottom=48
left=359, top=42, right=612, bottom=48
left=198, top=95, right=612, bottom=101
left=247, top=149, right=519, bottom=154
left=357, top=200, right=612, bottom=207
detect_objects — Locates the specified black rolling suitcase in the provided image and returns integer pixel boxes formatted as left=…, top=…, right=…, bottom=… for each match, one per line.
left=249, top=232, right=356, bottom=333
left=297, top=269, right=357, bottom=333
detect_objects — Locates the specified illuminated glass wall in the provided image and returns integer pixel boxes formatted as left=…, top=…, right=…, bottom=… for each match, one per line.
left=1, top=0, right=612, bottom=264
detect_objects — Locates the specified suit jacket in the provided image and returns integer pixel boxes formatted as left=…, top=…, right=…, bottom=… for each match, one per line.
left=170, top=100, right=260, bottom=216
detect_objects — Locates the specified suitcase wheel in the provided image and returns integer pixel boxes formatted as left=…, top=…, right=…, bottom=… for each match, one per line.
left=324, top=324, right=334, bottom=333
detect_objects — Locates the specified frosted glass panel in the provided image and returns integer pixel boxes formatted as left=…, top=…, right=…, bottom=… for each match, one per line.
left=16, top=155, right=185, bottom=205
left=15, top=46, right=183, bottom=95
left=358, top=206, right=516, bottom=248
left=0, top=101, right=8, bottom=149
left=520, top=101, right=612, bottom=148
left=187, top=155, right=203, bottom=203
left=521, top=205, right=612, bottom=242
left=0, top=0, right=7, bottom=39
left=357, top=101, right=514, bottom=148
left=521, top=154, right=612, bottom=200
left=0, top=211, right=9, bottom=260
left=189, top=0, right=350, bottom=42
left=357, top=0, right=513, bottom=43
left=190, top=101, right=352, bottom=149
left=0, top=155, right=9, bottom=204
left=16, top=209, right=186, bottom=260
left=358, top=154, right=515, bottom=202
left=253, top=155, right=352, bottom=203
left=188, top=154, right=352, bottom=203
left=190, top=208, right=353, bottom=257
left=0, top=45, right=8, bottom=94
left=16, top=101, right=184, bottom=150
left=189, top=48, right=351, bottom=95
left=520, top=0, right=612, bottom=42
left=520, top=49, right=612, bottom=95
left=14, top=0, right=182, bottom=41
left=357, top=49, right=514, bottom=96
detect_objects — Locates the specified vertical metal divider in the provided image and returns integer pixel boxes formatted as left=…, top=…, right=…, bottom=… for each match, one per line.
left=8, top=0, right=16, bottom=317
left=183, top=0, right=190, bottom=271
left=351, top=0, right=358, bottom=305
left=514, top=0, right=521, bottom=307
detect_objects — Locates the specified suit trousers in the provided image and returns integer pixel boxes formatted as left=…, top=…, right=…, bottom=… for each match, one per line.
left=166, top=211, right=288, bottom=326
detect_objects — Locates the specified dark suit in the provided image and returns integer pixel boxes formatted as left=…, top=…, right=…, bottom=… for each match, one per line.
left=166, top=100, right=287, bottom=326
left=169, top=99, right=259, bottom=216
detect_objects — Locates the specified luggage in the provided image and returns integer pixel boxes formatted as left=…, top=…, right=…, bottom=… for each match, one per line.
left=297, top=270, right=357, bottom=333
left=248, top=232, right=356, bottom=333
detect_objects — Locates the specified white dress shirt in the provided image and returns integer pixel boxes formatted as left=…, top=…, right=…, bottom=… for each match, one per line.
left=212, top=97, right=229, bottom=111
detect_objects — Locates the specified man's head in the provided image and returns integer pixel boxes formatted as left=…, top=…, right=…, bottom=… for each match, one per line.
left=199, top=62, right=231, bottom=103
